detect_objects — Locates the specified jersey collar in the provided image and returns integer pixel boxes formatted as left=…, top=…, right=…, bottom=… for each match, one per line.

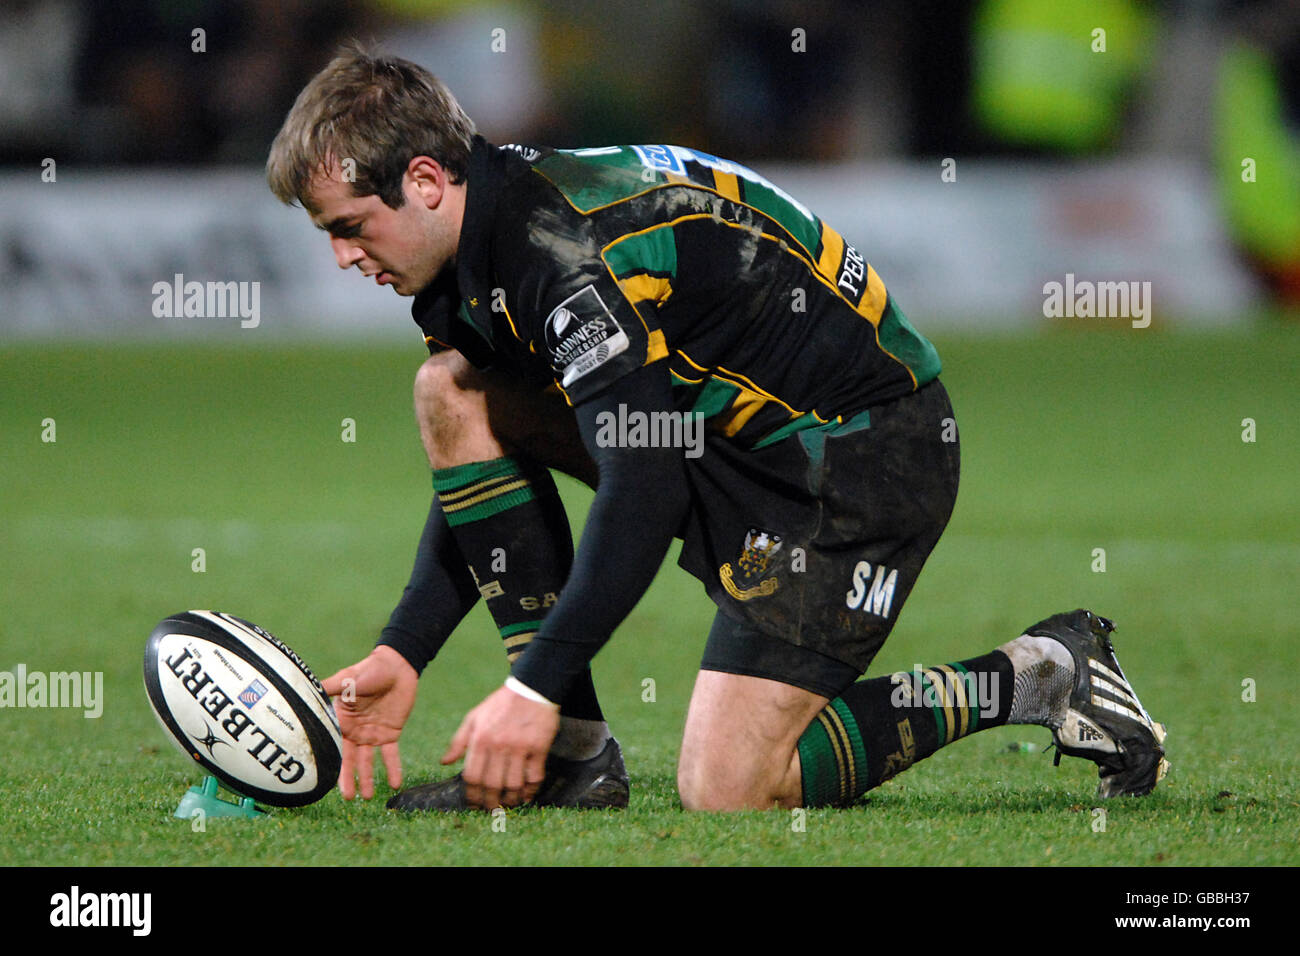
left=410, top=136, right=535, bottom=365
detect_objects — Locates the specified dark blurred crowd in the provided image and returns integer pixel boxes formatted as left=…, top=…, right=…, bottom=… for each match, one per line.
left=1, top=0, right=1296, bottom=165
left=5, top=0, right=1300, bottom=302
left=5, top=0, right=1300, bottom=315
left=2, top=0, right=365, bottom=165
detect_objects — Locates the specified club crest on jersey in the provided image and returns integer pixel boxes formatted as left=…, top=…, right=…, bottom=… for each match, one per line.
left=719, top=528, right=782, bottom=601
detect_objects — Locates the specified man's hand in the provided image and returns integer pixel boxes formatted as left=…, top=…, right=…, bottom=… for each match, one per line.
left=321, top=646, right=418, bottom=800
left=442, top=684, right=561, bottom=809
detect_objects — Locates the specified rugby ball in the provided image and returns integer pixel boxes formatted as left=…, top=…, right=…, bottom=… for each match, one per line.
left=143, top=610, right=342, bottom=807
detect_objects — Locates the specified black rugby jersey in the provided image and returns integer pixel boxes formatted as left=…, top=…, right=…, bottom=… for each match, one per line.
left=413, top=137, right=941, bottom=448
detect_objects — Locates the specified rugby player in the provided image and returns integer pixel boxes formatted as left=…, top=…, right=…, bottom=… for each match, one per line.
left=268, top=46, right=1168, bottom=811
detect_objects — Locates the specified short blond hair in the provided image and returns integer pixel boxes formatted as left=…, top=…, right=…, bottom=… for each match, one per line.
left=267, top=41, right=476, bottom=211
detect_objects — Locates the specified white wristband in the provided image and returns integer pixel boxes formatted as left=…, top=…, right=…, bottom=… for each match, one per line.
left=504, top=676, right=560, bottom=709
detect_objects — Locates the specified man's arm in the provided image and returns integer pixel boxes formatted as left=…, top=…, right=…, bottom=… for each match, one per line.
left=377, top=495, right=481, bottom=673
left=509, top=357, right=690, bottom=700
left=441, top=357, right=690, bottom=807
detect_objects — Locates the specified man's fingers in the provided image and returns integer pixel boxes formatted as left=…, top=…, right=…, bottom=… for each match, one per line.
left=478, top=745, right=506, bottom=810
left=442, top=713, right=473, bottom=765
left=502, top=754, right=526, bottom=807
left=380, top=741, right=403, bottom=790
left=462, top=734, right=488, bottom=807
left=445, top=690, right=561, bottom=809
left=338, top=738, right=358, bottom=800
left=357, top=742, right=375, bottom=800
left=321, top=668, right=348, bottom=698
left=520, top=748, right=547, bottom=805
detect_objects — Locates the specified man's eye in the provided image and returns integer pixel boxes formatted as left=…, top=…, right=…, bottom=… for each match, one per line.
left=334, top=223, right=362, bottom=239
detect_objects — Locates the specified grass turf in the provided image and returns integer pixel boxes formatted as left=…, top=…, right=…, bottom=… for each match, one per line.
left=1, top=327, right=1297, bottom=866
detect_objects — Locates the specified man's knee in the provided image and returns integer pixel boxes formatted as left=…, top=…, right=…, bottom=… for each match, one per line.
left=678, top=758, right=736, bottom=811
left=678, top=722, right=799, bottom=811
left=413, top=351, right=501, bottom=467
left=677, top=759, right=741, bottom=811
left=677, top=750, right=792, bottom=812
left=411, top=348, right=595, bottom=482
left=414, top=350, right=479, bottom=421
left=676, top=670, right=821, bottom=811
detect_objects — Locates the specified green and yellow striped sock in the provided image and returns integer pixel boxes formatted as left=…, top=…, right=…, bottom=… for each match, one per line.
left=797, top=651, right=1014, bottom=806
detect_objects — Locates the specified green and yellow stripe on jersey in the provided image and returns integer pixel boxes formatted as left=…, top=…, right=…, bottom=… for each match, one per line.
left=523, top=143, right=942, bottom=442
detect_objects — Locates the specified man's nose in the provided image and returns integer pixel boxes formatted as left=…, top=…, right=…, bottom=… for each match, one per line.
left=331, top=236, right=363, bottom=270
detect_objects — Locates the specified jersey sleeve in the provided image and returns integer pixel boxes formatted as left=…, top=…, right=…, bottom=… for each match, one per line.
left=498, top=186, right=667, bottom=405
left=508, top=359, right=688, bottom=703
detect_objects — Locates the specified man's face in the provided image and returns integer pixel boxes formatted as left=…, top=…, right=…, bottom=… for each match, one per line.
left=306, top=160, right=458, bottom=296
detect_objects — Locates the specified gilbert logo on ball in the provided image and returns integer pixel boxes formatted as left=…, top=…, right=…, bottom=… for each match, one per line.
left=143, top=610, right=342, bottom=808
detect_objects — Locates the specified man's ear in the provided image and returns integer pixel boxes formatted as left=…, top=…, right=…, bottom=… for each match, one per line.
left=407, top=156, right=447, bottom=209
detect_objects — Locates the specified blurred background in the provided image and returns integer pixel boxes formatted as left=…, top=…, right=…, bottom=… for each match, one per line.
left=4, top=0, right=1300, bottom=334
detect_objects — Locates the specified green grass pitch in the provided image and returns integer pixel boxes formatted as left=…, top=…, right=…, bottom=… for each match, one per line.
left=1, top=327, right=1297, bottom=866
